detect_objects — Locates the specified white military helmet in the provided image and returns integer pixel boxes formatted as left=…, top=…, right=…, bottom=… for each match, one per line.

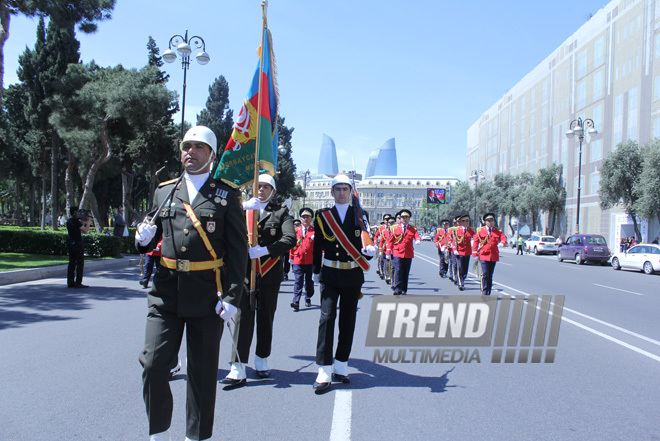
left=331, top=174, right=352, bottom=189
left=180, top=126, right=217, bottom=155
left=258, top=173, right=276, bottom=191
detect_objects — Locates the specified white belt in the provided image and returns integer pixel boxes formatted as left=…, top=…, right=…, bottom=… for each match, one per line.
left=323, top=258, right=359, bottom=270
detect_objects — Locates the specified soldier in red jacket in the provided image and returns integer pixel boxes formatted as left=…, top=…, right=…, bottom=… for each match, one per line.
left=291, top=208, right=315, bottom=310
left=374, top=216, right=389, bottom=279
left=434, top=219, right=450, bottom=278
left=473, top=212, right=507, bottom=295
left=454, top=214, right=475, bottom=291
left=380, top=215, right=395, bottom=284
left=446, top=217, right=459, bottom=283
left=386, top=209, right=421, bottom=295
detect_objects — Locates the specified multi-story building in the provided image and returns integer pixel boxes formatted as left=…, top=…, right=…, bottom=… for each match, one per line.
left=294, top=174, right=458, bottom=226
left=467, top=0, right=657, bottom=245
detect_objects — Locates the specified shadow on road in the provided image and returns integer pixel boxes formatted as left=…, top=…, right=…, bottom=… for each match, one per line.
left=220, top=355, right=457, bottom=394
left=0, top=283, right=144, bottom=330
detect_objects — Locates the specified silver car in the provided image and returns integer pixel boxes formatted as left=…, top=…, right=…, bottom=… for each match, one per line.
left=525, top=235, right=558, bottom=255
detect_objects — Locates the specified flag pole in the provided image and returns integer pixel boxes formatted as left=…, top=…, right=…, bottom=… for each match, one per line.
left=249, top=1, right=269, bottom=292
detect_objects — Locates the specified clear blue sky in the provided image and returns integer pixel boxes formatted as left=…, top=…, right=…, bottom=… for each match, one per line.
left=3, top=0, right=609, bottom=181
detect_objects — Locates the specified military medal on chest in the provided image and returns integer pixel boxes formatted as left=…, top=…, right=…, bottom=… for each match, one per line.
left=214, top=188, right=229, bottom=206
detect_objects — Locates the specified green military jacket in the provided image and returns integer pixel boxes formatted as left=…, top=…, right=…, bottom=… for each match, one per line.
left=250, top=202, right=296, bottom=285
left=139, top=175, right=248, bottom=317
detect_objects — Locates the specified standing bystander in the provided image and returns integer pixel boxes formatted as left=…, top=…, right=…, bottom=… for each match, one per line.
left=66, top=208, right=92, bottom=288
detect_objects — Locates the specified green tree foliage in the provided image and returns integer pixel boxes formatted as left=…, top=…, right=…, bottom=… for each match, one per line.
left=535, top=163, right=566, bottom=236
left=0, top=0, right=116, bottom=103
left=634, top=139, right=660, bottom=227
left=197, top=75, right=233, bottom=161
left=445, top=181, right=473, bottom=222
left=146, top=35, right=169, bottom=85
left=273, top=115, right=304, bottom=204
left=599, top=140, right=644, bottom=239
left=49, top=62, right=178, bottom=226
left=16, top=17, right=80, bottom=229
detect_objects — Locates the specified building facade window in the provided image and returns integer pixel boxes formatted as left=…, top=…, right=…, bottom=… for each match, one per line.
left=590, top=139, right=603, bottom=162
left=593, top=71, right=604, bottom=101
left=594, top=36, right=605, bottom=67
left=628, top=87, right=638, bottom=141
left=578, top=50, right=587, bottom=78
left=590, top=173, right=600, bottom=195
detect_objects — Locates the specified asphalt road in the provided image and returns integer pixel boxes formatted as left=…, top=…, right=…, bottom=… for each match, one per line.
left=0, top=244, right=658, bottom=441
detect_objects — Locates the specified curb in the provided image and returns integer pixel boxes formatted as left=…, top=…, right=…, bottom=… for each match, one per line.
left=0, top=256, right=141, bottom=286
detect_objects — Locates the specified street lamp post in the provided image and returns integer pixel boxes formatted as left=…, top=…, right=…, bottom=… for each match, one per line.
left=470, top=169, right=484, bottom=227
left=565, top=117, right=597, bottom=234
left=162, top=30, right=210, bottom=145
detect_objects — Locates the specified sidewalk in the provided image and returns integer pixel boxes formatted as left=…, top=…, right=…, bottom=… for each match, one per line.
left=0, top=256, right=140, bottom=286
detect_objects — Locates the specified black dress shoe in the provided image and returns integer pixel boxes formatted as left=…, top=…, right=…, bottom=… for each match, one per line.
left=256, top=370, right=270, bottom=378
left=458, top=286, right=465, bottom=291
left=74, top=284, right=89, bottom=289
left=332, top=373, right=350, bottom=384
left=313, top=381, right=331, bottom=392
left=305, top=299, right=312, bottom=308
left=291, top=302, right=299, bottom=311
left=221, top=377, right=246, bottom=386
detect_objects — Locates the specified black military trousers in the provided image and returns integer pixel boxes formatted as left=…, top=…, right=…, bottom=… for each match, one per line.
left=448, top=252, right=457, bottom=280
left=233, top=281, right=280, bottom=363
left=67, top=241, right=85, bottom=287
left=438, top=250, right=449, bottom=276
left=316, top=268, right=362, bottom=366
left=292, top=264, right=314, bottom=303
left=392, top=257, right=412, bottom=294
left=456, top=255, right=471, bottom=287
left=480, top=260, right=497, bottom=295
left=139, top=305, right=222, bottom=440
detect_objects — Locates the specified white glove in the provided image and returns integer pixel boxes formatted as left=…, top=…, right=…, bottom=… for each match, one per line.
left=440, top=246, right=446, bottom=252
left=361, top=245, right=377, bottom=257
left=385, top=254, right=391, bottom=260
left=216, top=300, right=238, bottom=322
left=453, top=250, right=459, bottom=255
left=498, top=243, right=504, bottom=247
left=415, top=240, right=421, bottom=245
left=312, top=273, right=320, bottom=284
left=310, top=235, right=315, bottom=241
left=249, top=245, right=269, bottom=259
left=136, top=222, right=158, bottom=246
left=242, top=197, right=260, bottom=210
left=289, top=259, right=294, bottom=264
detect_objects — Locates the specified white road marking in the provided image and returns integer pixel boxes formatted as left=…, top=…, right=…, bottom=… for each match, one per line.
left=330, top=390, right=352, bottom=441
left=402, top=259, right=660, bottom=363
left=593, top=283, right=643, bottom=296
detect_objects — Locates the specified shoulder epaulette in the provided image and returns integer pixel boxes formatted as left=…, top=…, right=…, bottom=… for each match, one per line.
left=158, top=178, right=179, bottom=188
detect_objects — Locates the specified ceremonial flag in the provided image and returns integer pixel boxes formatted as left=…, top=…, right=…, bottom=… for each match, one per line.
left=215, top=27, right=278, bottom=187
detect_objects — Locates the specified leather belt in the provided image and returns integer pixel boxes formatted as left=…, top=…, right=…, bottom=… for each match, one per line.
left=323, top=258, right=359, bottom=270
left=161, top=256, right=224, bottom=273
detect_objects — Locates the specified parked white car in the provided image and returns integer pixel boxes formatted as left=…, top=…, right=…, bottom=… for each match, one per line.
left=525, top=234, right=558, bottom=255
left=610, top=243, right=660, bottom=275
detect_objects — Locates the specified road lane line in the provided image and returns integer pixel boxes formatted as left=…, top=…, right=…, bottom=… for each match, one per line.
left=560, top=315, right=660, bottom=363
left=593, top=283, right=643, bottom=296
left=330, top=390, right=352, bottom=441
left=416, top=254, right=660, bottom=360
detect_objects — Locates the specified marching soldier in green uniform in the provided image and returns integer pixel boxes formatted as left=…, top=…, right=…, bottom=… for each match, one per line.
left=136, top=126, right=248, bottom=441
left=222, top=174, right=296, bottom=385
